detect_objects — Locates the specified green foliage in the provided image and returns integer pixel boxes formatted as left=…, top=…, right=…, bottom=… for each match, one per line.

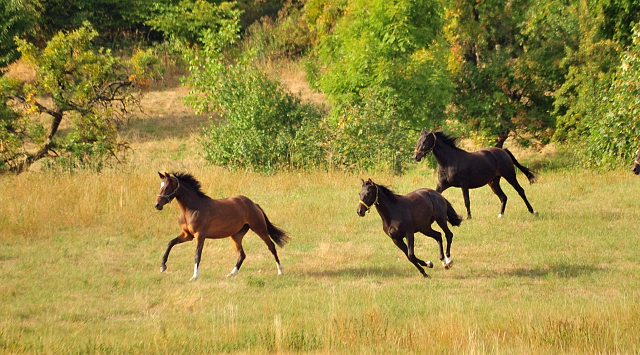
left=0, top=0, right=40, bottom=69
left=582, top=25, right=640, bottom=168
left=307, top=0, right=451, bottom=128
left=34, top=0, right=174, bottom=43
left=303, top=0, right=348, bottom=41
left=323, top=88, right=417, bottom=173
left=601, top=0, right=640, bottom=47
left=447, top=0, right=568, bottom=147
left=243, top=4, right=312, bottom=60
left=146, top=0, right=240, bottom=47
left=184, top=16, right=324, bottom=172
left=1, top=23, right=157, bottom=173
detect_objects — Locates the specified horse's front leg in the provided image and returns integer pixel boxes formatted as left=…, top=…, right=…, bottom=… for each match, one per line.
left=190, top=234, right=205, bottom=281
left=391, top=235, right=431, bottom=278
left=161, top=231, right=193, bottom=273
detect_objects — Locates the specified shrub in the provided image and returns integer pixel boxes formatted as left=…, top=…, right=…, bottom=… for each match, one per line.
left=184, top=18, right=324, bottom=172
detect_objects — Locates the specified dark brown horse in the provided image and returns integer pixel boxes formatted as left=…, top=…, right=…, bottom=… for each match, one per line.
left=413, top=130, right=538, bottom=219
left=632, top=150, right=640, bottom=175
left=357, top=178, right=462, bottom=278
left=154, top=172, right=290, bottom=280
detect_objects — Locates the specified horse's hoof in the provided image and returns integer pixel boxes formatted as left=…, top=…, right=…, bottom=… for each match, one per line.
left=443, top=257, right=453, bottom=269
left=533, top=211, right=539, bottom=216
left=189, top=276, right=198, bottom=281
left=498, top=214, right=503, bottom=218
left=227, top=267, right=239, bottom=278
left=423, top=273, right=431, bottom=279
left=425, top=260, right=434, bottom=268
left=160, top=265, right=167, bottom=273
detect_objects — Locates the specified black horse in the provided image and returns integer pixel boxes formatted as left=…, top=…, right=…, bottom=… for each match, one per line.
left=413, top=130, right=538, bottom=219
left=632, top=150, right=640, bottom=175
left=357, top=178, right=462, bottom=278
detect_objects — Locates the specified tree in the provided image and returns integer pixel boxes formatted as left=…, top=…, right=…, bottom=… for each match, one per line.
left=306, top=0, right=451, bottom=128
left=583, top=25, right=640, bottom=168
left=447, top=0, right=574, bottom=147
left=145, top=0, right=240, bottom=47
left=0, top=23, right=157, bottom=173
left=0, top=0, right=40, bottom=69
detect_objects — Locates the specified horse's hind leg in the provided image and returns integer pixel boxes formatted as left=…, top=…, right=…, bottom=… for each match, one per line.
left=252, top=224, right=284, bottom=276
left=462, top=186, right=472, bottom=219
left=488, top=176, right=508, bottom=218
left=161, top=231, right=193, bottom=273
left=432, top=218, right=454, bottom=269
left=391, top=237, right=431, bottom=278
left=502, top=173, right=537, bottom=215
left=227, top=224, right=250, bottom=278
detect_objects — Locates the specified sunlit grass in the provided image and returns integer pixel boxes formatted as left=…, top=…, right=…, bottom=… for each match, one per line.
left=1, top=165, right=639, bottom=354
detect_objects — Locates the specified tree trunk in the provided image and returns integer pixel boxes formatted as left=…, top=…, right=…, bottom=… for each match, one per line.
left=8, top=95, right=64, bottom=173
left=495, top=131, right=509, bottom=148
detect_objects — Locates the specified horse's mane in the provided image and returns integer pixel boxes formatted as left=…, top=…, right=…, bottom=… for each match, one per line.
left=434, top=131, right=459, bottom=149
left=376, top=183, right=398, bottom=204
left=171, top=172, right=207, bottom=197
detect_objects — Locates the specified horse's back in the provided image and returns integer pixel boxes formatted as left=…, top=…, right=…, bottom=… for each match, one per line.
left=402, top=188, right=453, bottom=231
left=406, top=188, right=440, bottom=215
left=196, top=195, right=265, bottom=238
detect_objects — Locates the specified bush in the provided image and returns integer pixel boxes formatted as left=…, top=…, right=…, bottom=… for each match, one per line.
left=583, top=25, right=640, bottom=168
left=184, top=18, right=324, bottom=172
left=323, top=88, right=417, bottom=173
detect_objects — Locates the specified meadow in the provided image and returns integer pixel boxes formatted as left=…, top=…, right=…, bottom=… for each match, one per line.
left=1, top=83, right=640, bottom=354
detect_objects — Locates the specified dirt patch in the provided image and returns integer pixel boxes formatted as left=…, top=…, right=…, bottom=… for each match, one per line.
left=3, top=60, right=36, bottom=82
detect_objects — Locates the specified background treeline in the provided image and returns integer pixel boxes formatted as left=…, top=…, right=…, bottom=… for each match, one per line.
left=1, top=0, right=640, bottom=173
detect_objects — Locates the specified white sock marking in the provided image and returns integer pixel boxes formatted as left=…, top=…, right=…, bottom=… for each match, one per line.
left=190, top=264, right=199, bottom=281
left=226, top=267, right=239, bottom=278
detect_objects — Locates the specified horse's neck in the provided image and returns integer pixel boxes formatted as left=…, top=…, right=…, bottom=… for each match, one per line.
left=433, top=140, right=464, bottom=166
left=175, top=187, right=205, bottom=212
left=374, top=190, right=397, bottom=220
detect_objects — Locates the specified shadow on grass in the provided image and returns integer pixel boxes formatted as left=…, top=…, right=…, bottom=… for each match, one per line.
left=504, top=262, right=603, bottom=279
left=305, top=266, right=416, bottom=279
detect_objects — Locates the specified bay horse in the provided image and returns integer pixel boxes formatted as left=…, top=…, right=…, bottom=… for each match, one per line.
left=154, top=172, right=290, bottom=280
left=357, top=178, right=463, bottom=278
left=632, top=150, right=640, bottom=175
left=413, top=130, right=538, bottom=219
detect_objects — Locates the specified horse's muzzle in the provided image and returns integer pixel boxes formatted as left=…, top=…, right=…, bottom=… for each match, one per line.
left=154, top=202, right=164, bottom=210
left=413, top=152, right=423, bottom=162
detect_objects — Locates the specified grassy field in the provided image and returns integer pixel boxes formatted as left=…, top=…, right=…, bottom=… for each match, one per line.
left=1, top=84, right=640, bottom=354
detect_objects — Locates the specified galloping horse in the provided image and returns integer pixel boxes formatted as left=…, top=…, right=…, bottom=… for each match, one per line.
left=357, top=178, right=462, bottom=278
left=154, top=172, right=290, bottom=280
left=413, top=130, right=538, bottom=219
left=632, top=150, right=640, bottom=175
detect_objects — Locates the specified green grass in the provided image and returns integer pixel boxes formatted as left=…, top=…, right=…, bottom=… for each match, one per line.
left=1, top=166, right=639, bottom=354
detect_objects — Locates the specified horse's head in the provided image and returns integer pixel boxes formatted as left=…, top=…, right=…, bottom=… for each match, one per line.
left=633, top=150, right=640, bottom=175
left=357, top=178, right=379, bottom=216
left=413, top=129, right=436, bottom=162
left=155, top=172, right=180, bottom=210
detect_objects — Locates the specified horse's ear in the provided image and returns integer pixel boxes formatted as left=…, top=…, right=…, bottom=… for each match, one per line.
left=367, top=178, right=374, bottom=184
left=421, top=129, right=426, bottom=134
left=158, top=172, right=165, bottom=179
left=360, top=178, right=365, bottom=186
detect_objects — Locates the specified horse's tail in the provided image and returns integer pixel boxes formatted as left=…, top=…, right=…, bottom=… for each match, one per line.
left=257, top=205, right=290, bottom=248
left=504, top=148, right=536, bottom=184
left=444, top=198, right=463, bottom=227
